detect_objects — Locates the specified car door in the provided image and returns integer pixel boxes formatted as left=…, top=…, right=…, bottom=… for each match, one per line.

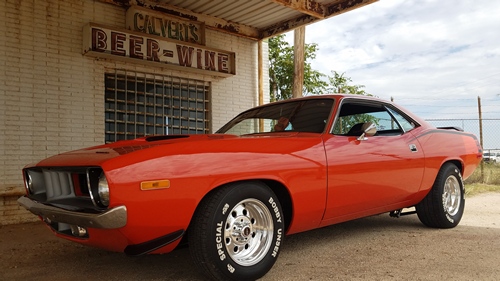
left=321, top=100, right=425, bottom=224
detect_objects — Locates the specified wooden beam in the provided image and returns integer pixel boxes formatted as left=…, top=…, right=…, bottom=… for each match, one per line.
left=97, top=0, right=129, bottom=7
left=258, top=40, right=265, bottom=131
left=325, top=0, right=378, bottom=17
left=270, top=0, right=325, bottom=18
left=292, top=26, right=305, bottom=99
left=261, top=0, right=377, bottom=38
left=261, top=14, right=315, bottom=38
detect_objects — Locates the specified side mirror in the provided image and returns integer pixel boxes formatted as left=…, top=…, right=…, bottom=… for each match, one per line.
left=357, top=122, right=377, bottom=141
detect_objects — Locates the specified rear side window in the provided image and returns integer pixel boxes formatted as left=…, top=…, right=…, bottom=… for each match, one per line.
left=387, top=107, right=416, bottom=132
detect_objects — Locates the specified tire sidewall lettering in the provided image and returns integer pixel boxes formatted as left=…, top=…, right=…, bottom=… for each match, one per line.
left=210, top=183, right=284, bottom=278
left=215, top=220, right=226, bottom=261
left=445, top=213, right=454, bottom=224
left=272, top=228, right=282, bottom=258
left=269, top=197, right=283, bottom=223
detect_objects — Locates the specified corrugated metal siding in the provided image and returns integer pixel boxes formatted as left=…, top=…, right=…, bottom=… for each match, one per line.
left=102, top=0, right=377, bottom=38
left=159, top=0, right=303, bottom=29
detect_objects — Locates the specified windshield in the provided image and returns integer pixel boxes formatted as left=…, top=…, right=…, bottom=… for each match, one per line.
left=217, top=99, right=334, bottom=136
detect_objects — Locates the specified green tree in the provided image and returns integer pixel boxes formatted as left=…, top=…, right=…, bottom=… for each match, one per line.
left=326, top=71, right=374, bottom=133
left=268, top=35, right=371, bottom=100
left=326, top=71, right=372, bottom=96
left=268, top=35, right=327, bottom=101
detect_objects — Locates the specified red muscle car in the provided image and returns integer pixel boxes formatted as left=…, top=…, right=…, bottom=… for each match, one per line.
left=18, top=94, right=482, bottom=280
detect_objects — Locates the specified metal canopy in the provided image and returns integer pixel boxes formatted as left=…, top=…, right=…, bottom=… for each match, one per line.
left=103, top=0, right=378, bottom=40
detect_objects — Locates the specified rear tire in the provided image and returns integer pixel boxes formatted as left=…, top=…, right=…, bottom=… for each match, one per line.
left=188, top=181, right=284, bottom=281
left=416, top=163, right=465, bottom=228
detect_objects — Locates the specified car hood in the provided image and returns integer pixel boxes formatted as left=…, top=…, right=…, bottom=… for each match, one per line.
left=29, top=132, right=311, bottom=168
left=30, top=135, right=235, bottom=167
left=90, top=134, right=241, bottom=155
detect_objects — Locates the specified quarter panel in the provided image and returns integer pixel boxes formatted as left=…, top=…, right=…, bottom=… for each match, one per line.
left=411, top=129, right=482, bottom=190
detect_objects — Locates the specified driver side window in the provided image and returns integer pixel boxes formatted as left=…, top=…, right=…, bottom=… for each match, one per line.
left=332, top=102, right=405, bottom=136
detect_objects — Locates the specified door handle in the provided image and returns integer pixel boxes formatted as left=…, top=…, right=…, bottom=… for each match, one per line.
left=409, top=144, right=418, bottom=152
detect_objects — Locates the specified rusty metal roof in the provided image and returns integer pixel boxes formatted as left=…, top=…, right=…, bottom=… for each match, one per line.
left=104, top=0, right=378, bottom=40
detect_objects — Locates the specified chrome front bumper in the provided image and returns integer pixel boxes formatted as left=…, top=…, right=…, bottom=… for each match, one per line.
left=18, top=196, right=127, bottom=229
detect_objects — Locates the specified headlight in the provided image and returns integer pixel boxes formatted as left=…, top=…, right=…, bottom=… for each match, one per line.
left=87, top=168, right=110, bottom=209
left=23, top=169, right=44, bottom=195
left=24, top=172, right=34, bottom=194
left=98, top=175, right=110, bottom=207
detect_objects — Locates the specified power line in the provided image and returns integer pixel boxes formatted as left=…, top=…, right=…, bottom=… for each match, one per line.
left=402, top=104, right=500, bottom=108
left=396, top=97, right=498, bottom=101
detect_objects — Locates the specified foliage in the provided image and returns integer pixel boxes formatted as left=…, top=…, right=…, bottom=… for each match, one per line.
left=332, top=114, right=379, bottom=134
left=327, top=71, right=372, bottom=96
left=268, top=35, right=327, bottom=101
left=268, top=35, right=371, bottom=101
left=464, top=163, right=500, bottom=195
left=465, top=183, right=500, bottom=196
left=465, top=163, right=500, bottom=186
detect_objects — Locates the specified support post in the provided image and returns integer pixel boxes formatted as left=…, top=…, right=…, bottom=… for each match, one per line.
left=292, top=26, right=305, bottom=99
left=258, top=40, right=264, bottom=131
left=478, top=96, right=484, bottom=182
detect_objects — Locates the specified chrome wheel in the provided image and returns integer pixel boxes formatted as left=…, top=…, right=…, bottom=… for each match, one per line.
left=224, top=198, right=274, bottom=266
left=442, top=175, right=461, bottom=216
left=189, top=182, right=284, bottom=280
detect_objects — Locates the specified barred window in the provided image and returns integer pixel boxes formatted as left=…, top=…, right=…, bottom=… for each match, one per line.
left=104, top=70, right=210, bottom=143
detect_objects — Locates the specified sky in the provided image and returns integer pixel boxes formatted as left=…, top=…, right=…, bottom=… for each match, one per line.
left=284, top=0, right=500, bottom=149
left=284, top=0, right=500, bottom=118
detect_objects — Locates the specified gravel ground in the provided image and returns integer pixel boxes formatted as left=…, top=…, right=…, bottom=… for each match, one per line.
left=1, top=192, right=499, bottom=281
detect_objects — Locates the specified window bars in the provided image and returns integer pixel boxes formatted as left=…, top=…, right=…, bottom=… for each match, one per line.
left=104, top=70, right=210, bottom=143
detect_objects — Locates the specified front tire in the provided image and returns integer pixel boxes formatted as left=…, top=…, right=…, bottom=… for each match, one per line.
left=416, top=163, right=465, bottom=228
left=189, top=181, right=285, bottom=281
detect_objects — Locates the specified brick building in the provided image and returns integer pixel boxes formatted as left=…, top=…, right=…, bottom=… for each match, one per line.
left=0, top=0, right=376, bottom=225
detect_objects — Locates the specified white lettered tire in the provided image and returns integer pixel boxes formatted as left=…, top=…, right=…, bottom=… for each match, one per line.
left=189, top=181, right=285, bottom=281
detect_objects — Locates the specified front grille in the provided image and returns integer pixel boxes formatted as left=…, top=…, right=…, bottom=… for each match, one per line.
left=24, top=167, right=98, bottom=210
left=42, top=170, right=74, bottom=199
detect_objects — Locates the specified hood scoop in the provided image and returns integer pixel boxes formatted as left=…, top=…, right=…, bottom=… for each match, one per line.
left=145, top=135, right=190, bottom=142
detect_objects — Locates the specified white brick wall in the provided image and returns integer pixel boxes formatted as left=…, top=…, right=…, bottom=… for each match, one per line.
left=0, top=185, right=39, bottom=225
left=0, top=0, right=269, bottom=225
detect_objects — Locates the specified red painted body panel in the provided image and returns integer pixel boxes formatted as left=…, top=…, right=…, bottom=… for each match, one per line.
left=35, top=134, right=330, bottom=251
left=21, top=94, right=482, bottom=254
left=320, top=130, right=425, bottom=225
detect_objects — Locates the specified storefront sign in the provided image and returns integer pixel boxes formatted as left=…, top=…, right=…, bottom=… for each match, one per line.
left=126, top=6, right=205, bottom=46
left=83, top=23, right=235, bottom=76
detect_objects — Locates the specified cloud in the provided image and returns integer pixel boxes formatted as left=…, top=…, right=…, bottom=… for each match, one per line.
left=285, top=0, right=500, bottom=120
